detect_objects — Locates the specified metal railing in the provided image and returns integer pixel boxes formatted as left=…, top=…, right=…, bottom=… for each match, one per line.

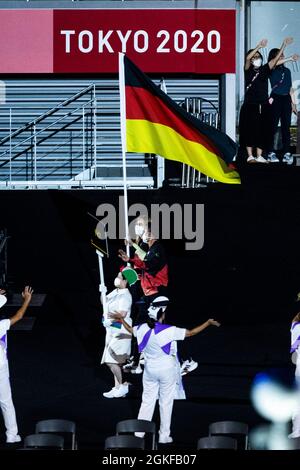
left=0, top=85, right=97, bottom=184
left=179, top=97, right=219, bottom=188
left=0, top=229, right=9, bottom=287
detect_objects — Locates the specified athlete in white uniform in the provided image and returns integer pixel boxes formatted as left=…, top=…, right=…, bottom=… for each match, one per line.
left=0, top=286, right=33, bottom=443
left=112, top=296, right=220, bottom=443
left=101, top=268, right=137, bottom=399
left=289, top=311, right=300, bottom=438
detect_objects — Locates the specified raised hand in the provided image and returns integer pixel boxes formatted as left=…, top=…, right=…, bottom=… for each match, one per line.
left=284, top=37, right=294, bottom=46
left=0, top=289, right=6, bottom=295
left=208, top=319, right=221, bottom=327
left=22, top=286, right=33, bottom=302
left=292, top=53, right=300, bottom=62
left=118, top=249, right=130, bottom=262
left=258, top=39, right=268, bottom=48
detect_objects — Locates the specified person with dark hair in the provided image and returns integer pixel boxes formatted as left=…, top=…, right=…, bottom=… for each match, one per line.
left=239, top=37, right=294, bottom=163
left=112, top=296, right=220, bottom=444
left=289, top=306, right=300, bottom=439
left=267, top=49, right=299, bottom=164
left=101, top=268, right=137, bottom=398
left=0, top=286, right=33, bottom=443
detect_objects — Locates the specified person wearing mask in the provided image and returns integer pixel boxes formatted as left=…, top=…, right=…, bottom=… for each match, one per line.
left=111, top=296, right=220, bottom=444
left=239, top=37, right=294, bottom=164
left=101, top=268, right=137, bottom=398
left=267, top=50, right=299, bottom=164
left=119, top=229, right=168, bottom=303
left=0, top=286, right=33, bottom=443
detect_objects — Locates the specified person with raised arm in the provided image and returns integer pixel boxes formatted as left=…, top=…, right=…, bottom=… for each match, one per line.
left=111, top=296, right=220, bottom=444
left=239, top=37, right=294, bottom=164
left=267, top=50, right=299, bottom=164
left=0, top=286, right=33, bottom=443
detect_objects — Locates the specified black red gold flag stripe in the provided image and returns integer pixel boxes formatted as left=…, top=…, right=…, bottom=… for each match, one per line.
left=122, top=55, right=240, bottom=185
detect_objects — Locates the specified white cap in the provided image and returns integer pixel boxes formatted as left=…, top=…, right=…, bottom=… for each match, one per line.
left=147, top=296, right=169, bottom=320
left=0, top=294, right=7, bottom=309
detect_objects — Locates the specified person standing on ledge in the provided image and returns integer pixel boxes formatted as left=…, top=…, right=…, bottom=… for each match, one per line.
left=239, top=37, right=294, bottom=164
left=0, top=286, right=33, bottom=444
left=267, top=49, right=299, bottom=164
left=111, top=296, right=220, bottom=444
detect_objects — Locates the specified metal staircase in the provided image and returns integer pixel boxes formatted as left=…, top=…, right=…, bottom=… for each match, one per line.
left=0, top=77, right=219, bottom=189
left=0, top=85, right=97, bottom=183
left=0, top=80, right=154, bottom=189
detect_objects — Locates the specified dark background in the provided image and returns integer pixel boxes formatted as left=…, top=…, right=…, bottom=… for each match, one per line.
left=0, top=167, right=299, bottom=449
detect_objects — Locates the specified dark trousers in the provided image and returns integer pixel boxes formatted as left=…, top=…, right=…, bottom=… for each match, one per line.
left=269, top=94, right=292, bottom=154
left=239, top=101, right=273, bottom=153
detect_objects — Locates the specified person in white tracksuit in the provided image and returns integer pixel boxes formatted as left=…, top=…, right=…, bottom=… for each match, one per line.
left=0, top=286, right=33, bottom=443
left=289, top=310, right=300, bottom=438
left=112, top=296, right=220, bottom=444
left=101, top=268, right=137, bottom=399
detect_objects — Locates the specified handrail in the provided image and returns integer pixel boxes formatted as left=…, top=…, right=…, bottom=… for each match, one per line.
left=0, top=99, right=94, bottom=159
left=0, top=114, right=83, bottom=168
left=178, top=96, right=219, bottom=113
left=11, top=129, right=85, bottom=179
left=0, top=84, right=94, bottom=146
left=0, top=234, right=9, bottom=255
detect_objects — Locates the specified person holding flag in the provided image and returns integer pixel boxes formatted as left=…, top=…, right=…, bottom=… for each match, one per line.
left=101, top=267, right=137, bottom=398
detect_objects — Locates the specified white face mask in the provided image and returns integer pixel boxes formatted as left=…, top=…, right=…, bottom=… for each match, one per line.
left=253, top=58, right=262, bottom=68
left=135, top=224, right=145, bottom=237
left=114, top=277, right=122, bottom=288
left=142, top=233, right=150, bottom=243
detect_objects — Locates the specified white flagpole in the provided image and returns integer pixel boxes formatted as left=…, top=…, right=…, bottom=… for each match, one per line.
left=118, top=52, right=130, bottom=257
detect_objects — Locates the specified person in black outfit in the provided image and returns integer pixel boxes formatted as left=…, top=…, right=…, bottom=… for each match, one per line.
left=267, top=49, right=299, bottom=164
left=239, top=37, right=294, bottom=164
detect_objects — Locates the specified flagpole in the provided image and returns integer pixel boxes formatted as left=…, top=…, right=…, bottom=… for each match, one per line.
left=118, top=52, right=130, bottom=257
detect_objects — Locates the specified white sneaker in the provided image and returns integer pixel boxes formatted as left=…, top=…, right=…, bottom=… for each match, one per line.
left=283, top=153, right=293, bottom=165
left=247, top=156, right=256, bottom=163
left=103, top=387, right=117, bottom=398
left=6, top=435, right=21, bottom=443
left=113, top=383, right=129, bottom=398
left=131, top=365, right=143, bottom=374
left=180, top=359, right=198, bottom=376
left=158, top=435, right=173, bottom=444
left=268, top=152, right=279, bottom=162
left=256, top=156, right=269, bottom=163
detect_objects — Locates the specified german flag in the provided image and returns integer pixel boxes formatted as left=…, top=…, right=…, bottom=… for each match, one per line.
left=122, top=55, right=240, bottom=184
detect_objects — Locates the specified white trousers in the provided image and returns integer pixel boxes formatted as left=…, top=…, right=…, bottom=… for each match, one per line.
left=0, top=363, right=19, bottom=440
left=137, top=363, right=177, bottom=440
left=292, top=352, right=300, bottom=436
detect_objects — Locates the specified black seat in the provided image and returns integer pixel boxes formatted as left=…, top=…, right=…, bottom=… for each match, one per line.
left=24, top=434, right=64, bottom=449
left=105, top=435, right=145, bottom=450
left=197, top=436, right=237, bottom=450
left=209, top=421, right=249, bottom=449
left=35, top=419, right=77, bottom=449
left=116, top=419, right=156, bottom=450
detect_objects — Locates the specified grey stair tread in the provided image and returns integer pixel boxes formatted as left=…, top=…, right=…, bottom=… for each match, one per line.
left=11, top=317, right=36, bottom=331
left=6, top=293, right=46, bottom=307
